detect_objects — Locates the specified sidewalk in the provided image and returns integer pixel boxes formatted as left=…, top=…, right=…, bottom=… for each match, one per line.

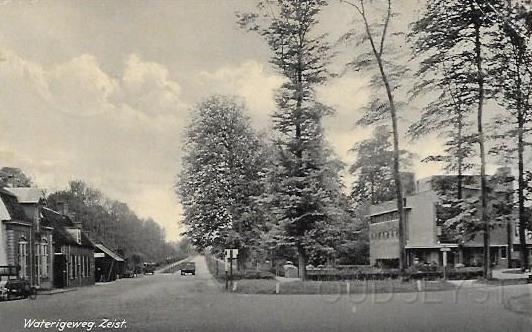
left=493, top=268, right=530, bottom=280
left=37, top=288, right=77, bottom=295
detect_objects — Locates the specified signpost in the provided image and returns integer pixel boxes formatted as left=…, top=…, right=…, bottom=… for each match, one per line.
left=440, top=246, right=451, bottom=280
left=224, top=249, right=238, bottom=291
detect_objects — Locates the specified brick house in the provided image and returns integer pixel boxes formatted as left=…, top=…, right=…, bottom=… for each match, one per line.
left=0, top=188, right=54, bottom=289
left=41, top=206, right=95, bottom=288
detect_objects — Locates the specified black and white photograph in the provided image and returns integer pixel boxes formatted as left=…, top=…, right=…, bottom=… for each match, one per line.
left=0, top=0, right=531, bottom=331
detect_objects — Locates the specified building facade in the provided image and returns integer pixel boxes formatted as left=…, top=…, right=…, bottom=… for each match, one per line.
left=41, top=207, right=95, bottom=288
left=93, top=243, right=125, bottom=282
left=368, top=175, right=511, bottom=268
left=0, top=188, right=54, bottom=289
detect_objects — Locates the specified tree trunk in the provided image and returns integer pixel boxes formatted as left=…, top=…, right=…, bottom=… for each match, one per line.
left=356, top=0, right=405, bottom=273
left=473, top=18, right=491, bottom=279
left=516, top=52, right=529, bottom=271
left=457, top=111, right=464, bottom=201
left=375, top=55, right=406, bottom=274
left=293, top=18, right=307, bottom=281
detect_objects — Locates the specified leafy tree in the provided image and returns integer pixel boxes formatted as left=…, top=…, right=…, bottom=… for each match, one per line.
left=350, top=125, right=413, bottom=205
left=408, top=59, right=477, bottom=202
left=0, top=167, right=33, bottom=187
left=435, top=169, right=514, bottom=246
left=410, top=0, right=506, bottom=278
left=176, top=96, right=267, bottom=265
left=489, top=1, right=532, bottom=271
left=47, top=180, right=175, bottom=263
left=238, top=0, right=340, bottom=279
left=340, top=0, right=410, bottom=273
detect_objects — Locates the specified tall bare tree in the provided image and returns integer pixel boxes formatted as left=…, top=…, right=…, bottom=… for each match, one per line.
left=490, top=1, right=532, bottom=271
left=341, top=0, right=409, bottom=273
left=411, top=0, right=505, bottom=279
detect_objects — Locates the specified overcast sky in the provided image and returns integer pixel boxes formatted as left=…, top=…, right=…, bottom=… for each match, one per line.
left=0, top=0, right=459, bottom=240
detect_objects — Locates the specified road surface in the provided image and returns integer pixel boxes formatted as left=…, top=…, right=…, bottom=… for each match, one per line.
left=1, top=255, right=531, bottom=332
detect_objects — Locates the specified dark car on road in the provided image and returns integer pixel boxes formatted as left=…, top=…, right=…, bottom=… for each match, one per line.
left=122, top=269, right=135, bottom=278
left=180, top=262, right=195, bottom=276
left=144, top=262, right=156, bottom=275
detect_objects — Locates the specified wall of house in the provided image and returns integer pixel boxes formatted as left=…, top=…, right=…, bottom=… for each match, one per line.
left=34, top=231, right=54, bottom=289
left=61, top=245, right=94, bottom=287
left=3, top=223, right=54, bottom=287
left=369, top=220, right=400, bottom=265
left=406, top=191, right=439, bottom=247
left=0, top=221, right=7, bottom=265
left=5, top=223, right=32, bottom=281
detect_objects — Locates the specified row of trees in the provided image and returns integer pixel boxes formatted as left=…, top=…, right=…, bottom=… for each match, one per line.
left=47, top=180, right=178, bottom=264
left=408, top=0, right=532, bottom=277
left=0, top=167, right=179, bottom=265
left=177, top=0, right=532, bottom=279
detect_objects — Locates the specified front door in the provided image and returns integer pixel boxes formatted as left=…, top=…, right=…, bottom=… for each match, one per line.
left=53, top=254, right=66, bottom=288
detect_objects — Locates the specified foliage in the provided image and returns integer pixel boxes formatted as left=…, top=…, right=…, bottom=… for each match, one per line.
left=47, top=180, right=177, bottom=263
left=238, top=0, right=343, bottom=279
left=432, top=170, right=514, bottom=243
left=410, top=0, right=508, bottom=278
left=0, top=167, right=33, bottom=188
left=488, top=1, right=532, bottom=270
left=176, top=95, right=267, bottom=260
left=340, top=0, right=410, bottom=272
left=349, top=125, right=413, bottom=205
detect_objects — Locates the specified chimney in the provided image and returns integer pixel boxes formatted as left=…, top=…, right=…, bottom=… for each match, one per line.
left=69, top=212, right=82, bottom=229
left=61, top=202, right=69, bottom=216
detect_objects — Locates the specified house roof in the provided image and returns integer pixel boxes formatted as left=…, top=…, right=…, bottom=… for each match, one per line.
left=0, top=189, right=28, bottom=221
left=4, top=187, right=44, bottom=203
left=94, top=243, right=124, bottom=262
left=0, top=194, right=10, bottom=221
left=41, top=207, right=93, bottom=248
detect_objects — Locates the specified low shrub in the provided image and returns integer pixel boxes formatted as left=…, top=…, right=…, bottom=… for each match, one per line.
left=233, top=270, right=275, bottom=280
left=305, top=266, right=483, bottom=281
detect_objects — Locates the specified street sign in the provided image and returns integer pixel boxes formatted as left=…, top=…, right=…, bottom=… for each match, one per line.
left=224, top=248, right=238, bottom=291
left=225, top=249, right=238, bottom=258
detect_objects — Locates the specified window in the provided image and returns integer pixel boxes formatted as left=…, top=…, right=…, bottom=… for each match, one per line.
left=501, top=247, right=507, bottom=259
left=40, top=239, right=49, bottom=278
left=82, top=256, right=86, bottom=277
left=85, top=256, right=89, bottom=277
left=70, top=255, right=75, bottom=279
left=77, top=256, right=81, bottom=278
left=18, top=238, right=28, bottom=279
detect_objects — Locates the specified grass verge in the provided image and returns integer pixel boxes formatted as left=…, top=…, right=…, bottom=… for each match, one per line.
left=474, top=278, right=530, bottom=286
left=232, top=279, right=456, bottom=295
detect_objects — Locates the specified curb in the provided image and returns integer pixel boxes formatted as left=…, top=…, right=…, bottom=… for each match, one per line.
left=37, top=288, right=77, bottom=296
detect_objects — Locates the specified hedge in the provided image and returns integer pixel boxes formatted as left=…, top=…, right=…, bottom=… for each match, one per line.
left=305, top=266, right=483, bottom=281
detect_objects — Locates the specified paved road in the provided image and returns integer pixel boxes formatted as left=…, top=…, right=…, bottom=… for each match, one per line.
left=1, top=255, right=531, bottom=332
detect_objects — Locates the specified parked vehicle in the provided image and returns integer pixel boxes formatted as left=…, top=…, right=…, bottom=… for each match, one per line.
left=122, top=269, right=135, bottom=278
left=181, top=262, right=196, bottom=276
left=144, top=262, right=156, bottom=275
left=134, top=266, right=144, bottom=275
left=0, top=265, right=36, bottom=301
